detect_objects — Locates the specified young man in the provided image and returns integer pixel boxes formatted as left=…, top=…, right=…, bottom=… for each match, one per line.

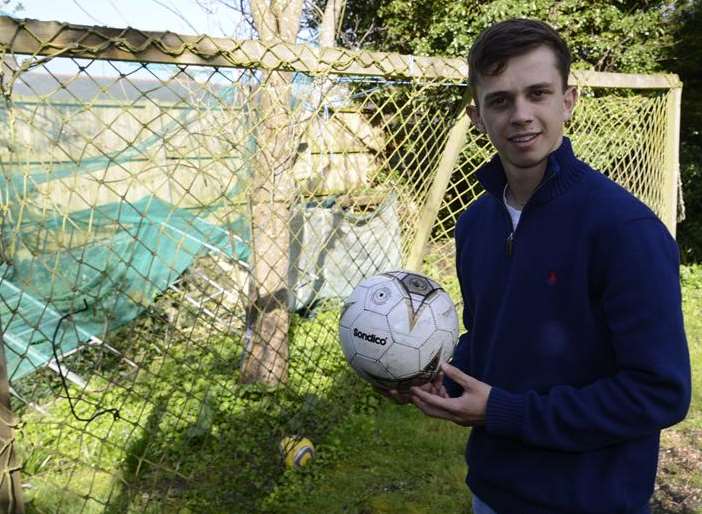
left=408, top=19, right=691, bottom=514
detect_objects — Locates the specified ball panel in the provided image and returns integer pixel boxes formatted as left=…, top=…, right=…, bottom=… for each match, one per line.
left=419, top=329, right=454, bottom=368
left=387, top=331, right=428, bottom=352
left=418, top=347, right=444, bottom=378
left=408, top=293, right=429, bottom=314
left=362, top=281, right=406, bottom=316
left=401, top=273, right=434, bottom=295
left=340, top=299, right=364, bottom=329
left=381, top=270, right=406, bottom=281
left=350, top=353, right=393, bottom=388
left=428, top=291, right=459, bottom=335
left=340, top=284, right=369, bottom=329
left=386, top=300, right=436, bottom=349
left=442, top=331, right=458, bottom=358
left=380, top=342, right=420, bottom=379
left=348, top=309, right=392, bottom=360
left=338, top=325, right=359, bottom=363
left=385, top=299, right=412, bottom=332
left=382, top=270, right=440, bottom=290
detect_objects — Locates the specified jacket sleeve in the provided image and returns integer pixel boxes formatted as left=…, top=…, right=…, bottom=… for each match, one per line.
left=485, top=217, right=691, bottom=452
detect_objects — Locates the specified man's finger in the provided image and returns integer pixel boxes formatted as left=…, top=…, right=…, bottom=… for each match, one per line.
left=411, top=384, right=459, bottom=414
left=411, top=393, right=460, bottom=422
left=441, top=362, right=478, bottom=390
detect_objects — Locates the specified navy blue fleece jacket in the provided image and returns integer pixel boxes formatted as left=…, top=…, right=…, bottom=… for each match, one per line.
left=447, top=138, right=691, bottom=514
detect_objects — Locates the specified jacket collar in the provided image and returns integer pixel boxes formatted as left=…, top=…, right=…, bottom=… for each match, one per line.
left=476, top=136, right=585, bottom=206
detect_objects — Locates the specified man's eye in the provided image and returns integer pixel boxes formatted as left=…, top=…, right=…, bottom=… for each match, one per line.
left=532, top=89, right=547, bottom=98
left=489, top=97, right=506, bottom=107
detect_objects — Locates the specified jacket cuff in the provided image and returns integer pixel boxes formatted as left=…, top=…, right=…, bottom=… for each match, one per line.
left=485, top=387, right=526, bottom=438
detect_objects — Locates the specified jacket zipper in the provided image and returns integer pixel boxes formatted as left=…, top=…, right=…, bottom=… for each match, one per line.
left=506, top=231, right=514, bottom=256
left=503, top=172, right=556, bottom=257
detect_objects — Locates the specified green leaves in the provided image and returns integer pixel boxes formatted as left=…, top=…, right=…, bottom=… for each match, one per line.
left=341, top=0, right=674, bottom=74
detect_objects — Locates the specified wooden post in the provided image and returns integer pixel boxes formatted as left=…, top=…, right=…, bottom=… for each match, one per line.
left=406, top=87, right=473, bottom=271
left=662, top=84, right=682, bottom=237
left=0, top=340, right=25, bottom=514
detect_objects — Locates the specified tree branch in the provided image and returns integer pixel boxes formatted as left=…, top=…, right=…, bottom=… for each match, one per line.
left=319, top=0, right=346, bottom=47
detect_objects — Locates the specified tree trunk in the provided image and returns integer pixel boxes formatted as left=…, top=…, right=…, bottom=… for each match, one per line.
left=0, top=341, right=25, bottom=513
left=240, top=0, right=304, bottom=385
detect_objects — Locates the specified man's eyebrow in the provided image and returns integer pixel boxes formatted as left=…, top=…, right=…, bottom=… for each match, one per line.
left=482, top=82, right=557, bottom=102
left=483, top=90, right=509, bottom=102
left=526, top=82, right=555, bottom=90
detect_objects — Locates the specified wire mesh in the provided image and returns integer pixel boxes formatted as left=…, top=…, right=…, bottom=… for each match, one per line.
left=426, top=89, right=677, bottom=297
left=0, top=16, right=681, bottom=513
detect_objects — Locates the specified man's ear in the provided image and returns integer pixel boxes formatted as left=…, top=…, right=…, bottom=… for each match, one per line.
left=562, top=86, right=578, bottom=122
left=467, top=104, right=485, bottom=132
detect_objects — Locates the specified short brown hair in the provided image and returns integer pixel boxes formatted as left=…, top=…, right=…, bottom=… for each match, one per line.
left=468, top=19, right=571, bottom=92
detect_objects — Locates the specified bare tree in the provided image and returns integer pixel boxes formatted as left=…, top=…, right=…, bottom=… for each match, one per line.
left=239, top=0, right=304, bottom=385
left=239, top=0, right=346, bottom=384
left=318, top=0, right=345, bottom=47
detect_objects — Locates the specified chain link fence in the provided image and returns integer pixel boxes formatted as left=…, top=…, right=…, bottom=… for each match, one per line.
left=0, top=16, right=682, bottom=513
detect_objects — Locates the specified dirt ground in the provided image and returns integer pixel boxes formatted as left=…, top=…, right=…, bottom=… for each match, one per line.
left=652, top=428, right=702, bottom=514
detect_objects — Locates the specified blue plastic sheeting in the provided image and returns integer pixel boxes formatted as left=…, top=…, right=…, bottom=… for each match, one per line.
left=0, top=196, right=249, bottom=382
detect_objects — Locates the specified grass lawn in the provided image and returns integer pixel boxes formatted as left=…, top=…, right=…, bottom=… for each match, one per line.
left=653, top=265, right=702, bottom=513
left=264, top=265, right=702, bottom=514
left=263, top=405, right=471, bottom=514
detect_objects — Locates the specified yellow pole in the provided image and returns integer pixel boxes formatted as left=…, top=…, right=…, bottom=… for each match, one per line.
left=407, top=87, right=472, bottom=271
left=662, top=83, right=682, bottom=237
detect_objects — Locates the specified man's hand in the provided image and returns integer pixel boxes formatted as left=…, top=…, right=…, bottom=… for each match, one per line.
left=410, top=362, right=492, bottom=427
left=374, top=370, right=447, bottom=405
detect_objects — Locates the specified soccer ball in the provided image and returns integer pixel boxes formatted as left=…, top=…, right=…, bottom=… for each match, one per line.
left=338, top=270, right=459, bottom=391
left=280, top=436, right=315, bottom=469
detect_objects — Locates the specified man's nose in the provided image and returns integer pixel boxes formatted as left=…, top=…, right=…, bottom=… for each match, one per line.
left=510, top=97, right=534, bottom=124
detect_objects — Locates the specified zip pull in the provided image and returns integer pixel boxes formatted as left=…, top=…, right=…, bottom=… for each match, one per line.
left=506, top=232, right=514, bottom=256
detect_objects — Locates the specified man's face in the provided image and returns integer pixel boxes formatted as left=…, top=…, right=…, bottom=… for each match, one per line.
left=468, top=45, right=577, bottom=173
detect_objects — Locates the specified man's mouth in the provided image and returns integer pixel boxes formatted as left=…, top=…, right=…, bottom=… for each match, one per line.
left=508, top=133, right=540, bottom=143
